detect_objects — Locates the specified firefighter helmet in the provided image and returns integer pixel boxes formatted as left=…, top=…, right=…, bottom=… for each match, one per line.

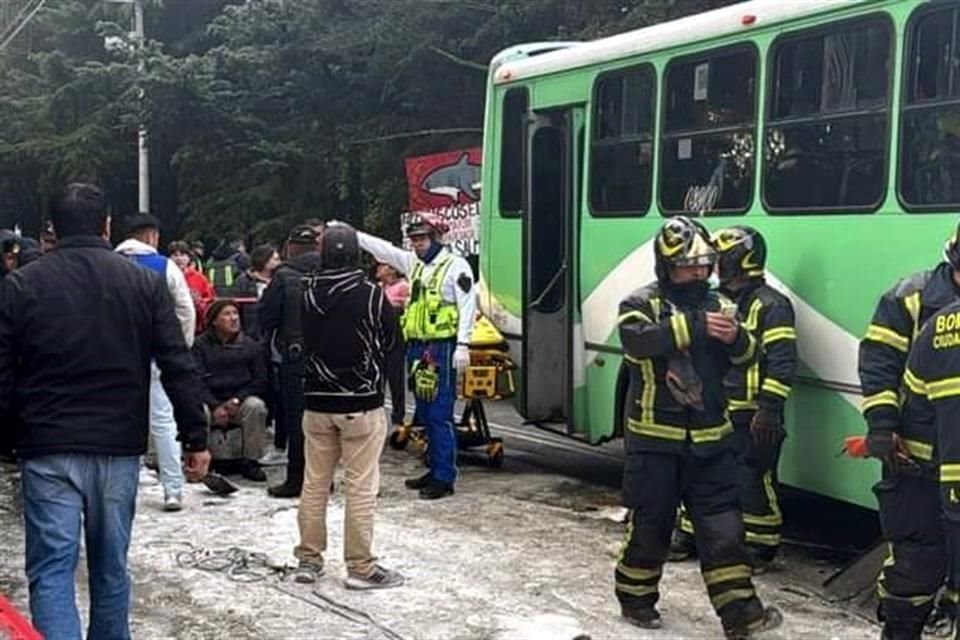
left=654, top=216, right=716, bottom=281
left=945, top=221, right=960, bottom=270
left=713, top=225, right=766, bottom=284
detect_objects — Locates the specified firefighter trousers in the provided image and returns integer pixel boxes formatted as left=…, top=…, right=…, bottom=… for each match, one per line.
left=874, top=470, right=946, bottom=639
left=678, top=418, right=783, bottom=561
left=616, top=449, right=765, bottom=628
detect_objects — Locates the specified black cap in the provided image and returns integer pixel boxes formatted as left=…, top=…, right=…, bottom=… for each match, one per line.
left=287, top=224, right=320, bottom=246
left=125, top=212, right=160, bottom=234
left=321, top=222, right=358, bottom=270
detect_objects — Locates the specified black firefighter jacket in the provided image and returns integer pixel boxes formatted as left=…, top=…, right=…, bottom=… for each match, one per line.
left=903, top=300, right=960, bottom=490
left=721, top=280, right=797, bottom=421
left=859, top=262, right=960, bottom=466
left=0, top=235, right=207, bottom=458
left=618, top=282, right=758, bottom=458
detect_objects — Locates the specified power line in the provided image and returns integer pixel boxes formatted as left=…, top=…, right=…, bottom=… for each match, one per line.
left=0, top=0, right=46, bottom=54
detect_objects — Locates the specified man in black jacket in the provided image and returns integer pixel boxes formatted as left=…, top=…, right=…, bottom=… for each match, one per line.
left=0, top=183, right=209, bottom=640
left=260, top=224, right=323, bottom=498
left=291, top=222, right=403, bottom=590
left=193, top=298, right=269, bottom=481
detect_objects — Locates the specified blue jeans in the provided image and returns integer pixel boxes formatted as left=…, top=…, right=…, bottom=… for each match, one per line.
left=151, top=362, right=184, bottom=497
left=21, top=454, right=140, bottom=640
left=407, top=340, right=458, bottom=485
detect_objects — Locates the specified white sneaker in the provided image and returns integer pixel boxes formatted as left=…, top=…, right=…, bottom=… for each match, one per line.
left=163, top=493, right=183, bottom=512
left=258, top=447, right=288, bottom=466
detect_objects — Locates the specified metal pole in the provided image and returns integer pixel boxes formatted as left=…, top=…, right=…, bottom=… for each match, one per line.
left=134, top=0, right=149, bottom=213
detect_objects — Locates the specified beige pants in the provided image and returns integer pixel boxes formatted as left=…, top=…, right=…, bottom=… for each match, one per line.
left=208, top=396, right=267, bottom=461
left=295, top=408, right=387, bottom=576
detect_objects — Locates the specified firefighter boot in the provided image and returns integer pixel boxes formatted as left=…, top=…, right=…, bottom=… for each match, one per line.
left=723, top=606, right=783, bottom=640
left=880, top=598, right=929, bottom=640
left=621, top=606, right=662, bottom=630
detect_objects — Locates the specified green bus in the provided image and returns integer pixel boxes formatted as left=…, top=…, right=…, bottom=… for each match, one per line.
left=477, top=0, right=960, bottom=508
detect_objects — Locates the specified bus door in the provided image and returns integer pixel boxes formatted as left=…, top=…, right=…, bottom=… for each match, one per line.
left=522, top=105, right=584, bottom=423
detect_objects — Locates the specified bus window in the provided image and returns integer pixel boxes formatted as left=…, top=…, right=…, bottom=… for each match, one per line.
left=500, top=87, right=528, bottom=216
left=900, top=6, right=960, bottom=211
left=764, top=17, right=892, bottom=213
left=660, top=46, right=757, bottom=215
left=590, top=64, right=655, bottom=216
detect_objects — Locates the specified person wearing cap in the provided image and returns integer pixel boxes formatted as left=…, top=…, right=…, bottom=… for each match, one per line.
left=0, top=229, right=20, bottom=277
left=357, top=212, right=476, bottom=500
left=291, top=222, right=404, bottom=589
left=193, top=298, right=269, bottom=481
left=115, top=213, right=196, bottom=511
left=259, top=223, right=324, bottom=498
left=0, top=183, right=209, bottom=639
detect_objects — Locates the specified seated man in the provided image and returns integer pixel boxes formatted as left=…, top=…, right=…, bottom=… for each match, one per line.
left=193, top=299, right=269, bottom=481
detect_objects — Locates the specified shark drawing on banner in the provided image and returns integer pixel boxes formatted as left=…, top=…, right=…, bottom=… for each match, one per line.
left=421, top=152, right=481, bottom=203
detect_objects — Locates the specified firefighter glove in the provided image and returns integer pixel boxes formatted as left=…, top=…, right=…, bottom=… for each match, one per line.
left=665, top=353, right=705, bottom=411
left=750, top=409, right=785, bottom=469
left=867, top=430, right=901, bottom=472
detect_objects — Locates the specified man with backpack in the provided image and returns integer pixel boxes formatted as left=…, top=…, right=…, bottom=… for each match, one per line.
left=115, top=213, right=196, bottom=511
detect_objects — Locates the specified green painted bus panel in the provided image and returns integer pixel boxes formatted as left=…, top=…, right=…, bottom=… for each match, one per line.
left=781, top=367, right=879, bottom=508
left=583, top=353, right=620, bottom=443
left=484, top=217, right=523, bottom=318
left=527, top=73, right=590, bottom=109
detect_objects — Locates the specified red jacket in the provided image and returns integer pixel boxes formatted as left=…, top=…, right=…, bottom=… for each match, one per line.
left=182, top=266, right=216, bottom=334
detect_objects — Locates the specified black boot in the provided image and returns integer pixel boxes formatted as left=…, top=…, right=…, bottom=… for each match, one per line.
left=405, top=472, right=432, bottom=490
left=723, top=606, right=783, bottom=640
left=419, top=480, right=454, bottom=500
left=268, top=482, right=301, bottom=498
left=242, top=460, right=267, bottom=482
left=621, top=605, right=662, bottom=629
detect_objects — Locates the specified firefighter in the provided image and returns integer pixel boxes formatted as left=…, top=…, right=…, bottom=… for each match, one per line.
left=860, top=223, right=960, bottom=639
left=357, top=213, right=476, bottom=500
left=901, top=299, right=960, bottom=640
left=672, top=226, right=797, bottom=572
left=615, top=216, right=781, bottom=638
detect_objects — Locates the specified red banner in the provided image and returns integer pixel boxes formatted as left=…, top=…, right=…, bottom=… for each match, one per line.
left=404, top=148, right=482, bottom=211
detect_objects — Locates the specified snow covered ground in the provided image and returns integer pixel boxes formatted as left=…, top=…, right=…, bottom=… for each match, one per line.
left=0, top=447, right=877, bottom=639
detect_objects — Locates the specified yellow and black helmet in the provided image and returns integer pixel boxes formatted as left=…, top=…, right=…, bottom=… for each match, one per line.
left=945, top=221, right=960, bottom=270
left=713, top=225, right=766, bottom=284
left=654, top=216, right=716, bottom=281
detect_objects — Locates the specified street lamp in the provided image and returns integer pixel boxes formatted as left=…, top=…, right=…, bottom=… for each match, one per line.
left=104, top=0, right=149, bottom=214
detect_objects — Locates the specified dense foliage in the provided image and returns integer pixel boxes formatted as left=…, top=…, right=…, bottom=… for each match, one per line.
left=0, top=0, right=736, bottom=245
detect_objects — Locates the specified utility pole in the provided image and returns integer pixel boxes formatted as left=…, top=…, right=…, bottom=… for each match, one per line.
left=134, top=0, right=149, bottom=214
